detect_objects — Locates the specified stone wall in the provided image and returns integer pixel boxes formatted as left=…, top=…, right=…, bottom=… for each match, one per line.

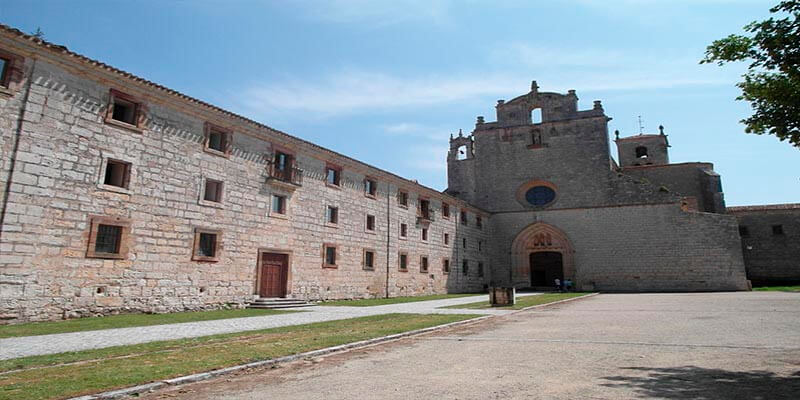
left=620, top=163, right=725, bottom=213
left=728, top=204, right=800, bottom=285
left=0, top=35, right=488, bottom=323
left=488, top=203, right=749, bottom=292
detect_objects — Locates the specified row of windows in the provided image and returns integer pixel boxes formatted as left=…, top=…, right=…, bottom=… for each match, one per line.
left=739, top=224, right=787, bottom=237
left=323, top=244, right=484, bottom=276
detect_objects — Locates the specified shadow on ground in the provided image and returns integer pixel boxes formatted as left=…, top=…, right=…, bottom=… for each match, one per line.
left=601, top=366, right=800, bottom=400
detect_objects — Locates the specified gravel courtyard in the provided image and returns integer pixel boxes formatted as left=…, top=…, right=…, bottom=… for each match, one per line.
left=143, top=292, right=800, bottom=400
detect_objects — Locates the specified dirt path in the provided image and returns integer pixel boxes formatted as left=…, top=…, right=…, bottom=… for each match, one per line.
left=142, top=292, right=800, bottom=400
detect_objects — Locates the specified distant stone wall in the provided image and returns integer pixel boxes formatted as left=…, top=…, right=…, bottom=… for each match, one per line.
left=620, top=163, right=725, bottom=213
left=0, top=38, right=488, bottom=323
left=488, top=203, right=749, bottom=292
left=728, top=204, right=800, bottom=285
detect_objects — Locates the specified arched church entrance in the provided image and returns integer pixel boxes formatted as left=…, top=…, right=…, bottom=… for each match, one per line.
left=511, top=222, right=574, bottom=288
left=530, top=251, right=563, bottom=287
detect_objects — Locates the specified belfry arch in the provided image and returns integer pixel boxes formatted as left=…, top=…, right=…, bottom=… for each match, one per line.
left=510, top=222, right=575, bottom=287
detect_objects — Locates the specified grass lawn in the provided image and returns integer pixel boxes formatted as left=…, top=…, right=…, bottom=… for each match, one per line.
left=0, top=308, right=296, bottom=339
left=0, top=313, right=479, bottom=400
left=318, top=293, right=479, bottom=306
left=443, top=292, right=592, bottom=310
left=753, top=285, right=800, bottom=292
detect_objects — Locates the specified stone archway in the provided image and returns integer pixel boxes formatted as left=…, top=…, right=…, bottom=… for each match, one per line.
left=510, top=222, right=574, bottom=287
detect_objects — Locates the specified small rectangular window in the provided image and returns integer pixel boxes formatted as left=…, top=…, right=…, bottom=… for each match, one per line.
left=462, top=260, right=469, bottom=275
left=203, top=179, right=223, bottom=203
left=192, top=228, right=221, bottom=262
left=103, top=159, right=131, bottom=189
left=772, top=225, right=784, bottom=235
left=272, top=195, right=286, bottom=215
left=326, top=206, right=339, bottom=224
left=326, top=166, right=340, bottom=186
left=460, top=211, right=468, bottom=225
left=400, top=223, right=408, bottom=238
left=476, top=216, right=483, bottom=229
left=463, top=237, right=467, bottom=249
left=111, top=97, right=137, bottom=125
left=419, top=198, right=431, bottom=220
left=442, top=203, right=450, bottom=218
left=422, top=228, right=428, bottom=241
left=364, top=250, right=375, bottom=270
left=399, top=252, right=408, bottom=271
left=442, top=258, right=450, bottom=274
left=366, top=214, right=376, bottom=231
left=478, top=240, right=482, bottom=252
left=420, top=256, right=429, bottom=273
left=739, top=226, right=750, bottom=237
left=324, top=244, right=337, bottom=267
left=444, top=233, right=450, bottom=245
left=398, top=190, right=408, bottom=207
left=365, top=179, right=377, bottom=197
left=205, top=124, right=232, bottom=155
left=478, top=262, right=484, bottom=277
left=0, top=58, right=8, bottom=88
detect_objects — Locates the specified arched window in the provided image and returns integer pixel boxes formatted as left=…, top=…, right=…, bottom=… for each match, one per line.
left=635, top=146, right=648, bottom=158
left=456, top=145, right=467, bottom=160
left=531, top=108, right=542, bottom=124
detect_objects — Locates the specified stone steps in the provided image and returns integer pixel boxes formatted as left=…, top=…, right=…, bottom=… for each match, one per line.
left=246, top=298, right=315, bottom=309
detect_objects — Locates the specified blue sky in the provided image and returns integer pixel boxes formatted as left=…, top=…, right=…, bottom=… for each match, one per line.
left=2, top=0, right=796, bottom=206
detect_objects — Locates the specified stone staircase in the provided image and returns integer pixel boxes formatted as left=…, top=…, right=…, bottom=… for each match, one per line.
left=246, top=297, right=315, bottom=310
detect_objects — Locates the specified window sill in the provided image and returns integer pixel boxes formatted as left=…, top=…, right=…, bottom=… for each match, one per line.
left=325, top=182, right=342, bottom=190
left=322, top=263, right=338, bottom=269
left=269, top=212, right=289, bottom=220
left=86, top=252, right=126, bottom=260
left=192, top=256, right=220, bottom=263
left=97, top=184, right=132, bottom=195
left=363, top=266, right=375, bottom=271
left=420, top=270, right=429, bottom=274
left=0, top=86, right=14, bottom=97
left=104, top=117, right=145, bottom=134
left=364, top=193, right=377, bottom=200
left=398, top=205, right=409, bottom=209
left=365, top=229, right=376, bottom=235
left=526, top=144, right=548, bottom=149
left=325, top=222, right=338, bottom=228
left=398, top=268, right=408, bottom=273
left=204, top=147, right=231, bottom=158
left=199, top=199, right=225, bottom=209
left=399, top=236, right=408, bottom=241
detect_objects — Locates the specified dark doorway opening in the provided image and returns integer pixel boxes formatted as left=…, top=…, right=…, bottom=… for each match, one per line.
left=530, top=251, right=563, bottom=287
left=260, top=252, right=288, bottom=298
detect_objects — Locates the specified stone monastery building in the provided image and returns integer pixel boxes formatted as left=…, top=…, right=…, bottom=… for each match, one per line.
left=0, top=26, right=797, bottom=323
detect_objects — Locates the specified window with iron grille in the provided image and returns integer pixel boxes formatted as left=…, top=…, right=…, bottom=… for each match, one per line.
left=366, top=214, right=376, bottom=231
left=364, top=250, right=375, bottom=270
left=420, top=256, right=429, bottom=273
left=325, top=245, right=337, bottom=266
left=192, top=228, right=222, bottom=262
left=87, top=216, right=131, bottom=259
left=95, top=225, right=122, bottom=254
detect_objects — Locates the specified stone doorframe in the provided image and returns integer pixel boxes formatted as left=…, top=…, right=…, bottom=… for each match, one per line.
left=510, top=222, right=575, bottom=286
left=255, top=248, right=293, bottom=297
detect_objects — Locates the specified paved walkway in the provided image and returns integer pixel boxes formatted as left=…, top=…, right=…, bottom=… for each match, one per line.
left=0, top=293, right=534, bottom=360
left=143, top=292, right=800, bottom=400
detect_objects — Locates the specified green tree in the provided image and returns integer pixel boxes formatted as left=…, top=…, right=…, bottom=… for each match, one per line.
left=701, top=1, right=800, bottom=148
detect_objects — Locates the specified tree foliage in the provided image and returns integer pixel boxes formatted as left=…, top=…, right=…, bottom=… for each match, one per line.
left=701, top=1, right=800, bottom=148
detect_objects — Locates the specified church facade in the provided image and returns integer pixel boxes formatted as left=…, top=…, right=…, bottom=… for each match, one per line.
left=0, top=25, right=795, bottom=323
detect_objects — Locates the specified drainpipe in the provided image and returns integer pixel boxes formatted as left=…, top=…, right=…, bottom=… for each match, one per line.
left=0, top=58, right=36, bottom=243
left=385, top=183, right=391, bottom=298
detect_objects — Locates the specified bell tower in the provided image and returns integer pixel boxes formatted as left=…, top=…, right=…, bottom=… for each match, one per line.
left=615, top=125, right=670, bottom=167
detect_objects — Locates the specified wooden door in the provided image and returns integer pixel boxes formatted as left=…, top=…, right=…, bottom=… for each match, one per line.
left=260, top=253, right=288, bottom=298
